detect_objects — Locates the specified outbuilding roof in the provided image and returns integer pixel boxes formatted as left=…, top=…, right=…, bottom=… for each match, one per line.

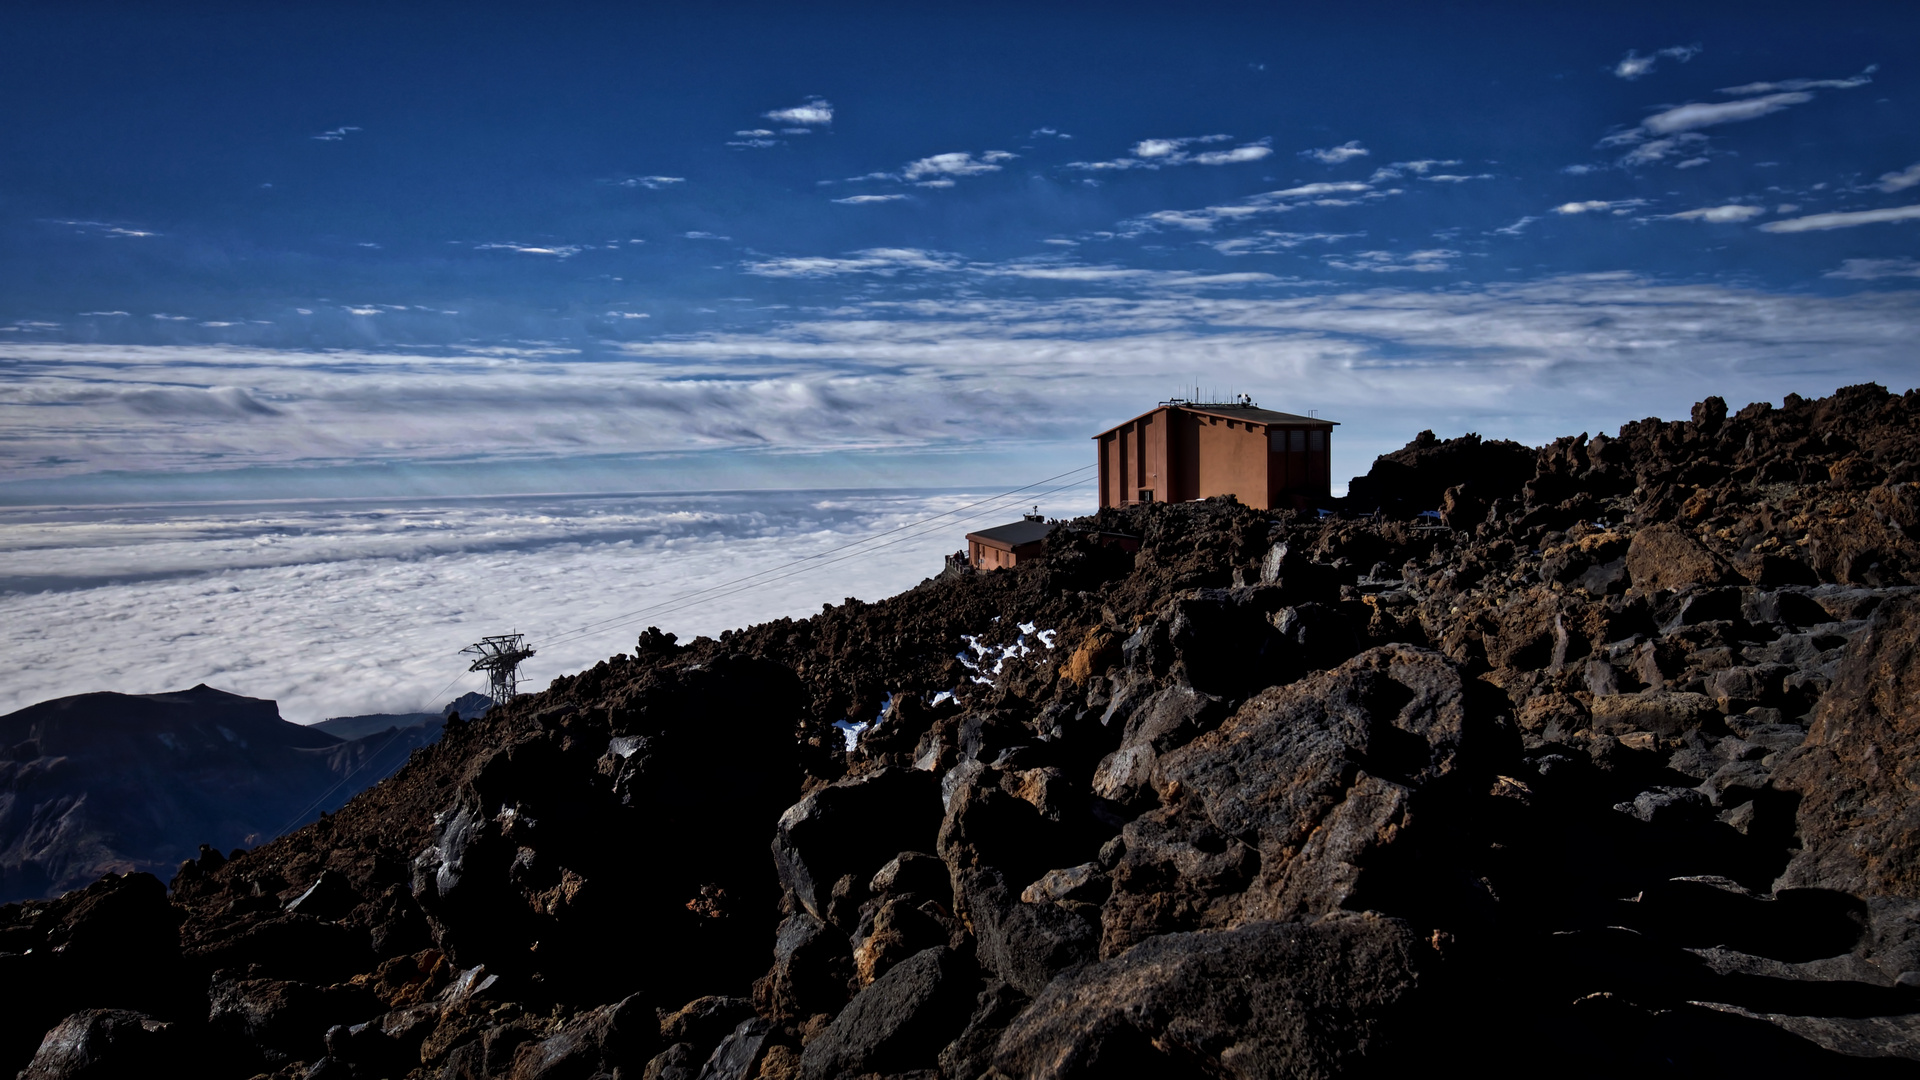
left=967, top=518, right=1055, bottom=548
left=1092, top=402, right=1338, bottom=438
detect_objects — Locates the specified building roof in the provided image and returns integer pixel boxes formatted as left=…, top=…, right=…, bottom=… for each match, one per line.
left=1180, top=404, right=1338, bottom=427
left=1092, top=402, right=1338, bottom=438
left=967, top=518, right=1055, bottom=548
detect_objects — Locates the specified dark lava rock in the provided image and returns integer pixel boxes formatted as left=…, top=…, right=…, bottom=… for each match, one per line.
left=992, top=914, right=1424, bottom=1079
left=799, top=946, right=974, bottom=1080
left=773, top=767, right=943, bottom=924
left=1102, top=645, right=1509, bottom=952
left=16, top=1009, right=176, bottom=1080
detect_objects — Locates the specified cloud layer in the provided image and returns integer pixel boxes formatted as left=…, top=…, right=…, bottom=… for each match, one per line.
left=0, top=489, right=1090, bottom=722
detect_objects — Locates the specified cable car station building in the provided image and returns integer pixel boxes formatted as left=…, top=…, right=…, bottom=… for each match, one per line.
left=1094, top=398, right=1337, bottom=510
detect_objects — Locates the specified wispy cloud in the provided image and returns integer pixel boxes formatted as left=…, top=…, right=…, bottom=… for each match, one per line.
left=738, top=248, right=1281, bottom=290
left=1209, top=231, right=1360, bottom=255
left=1067, top=135, right=1270, bottom=171
left=1609, top=132, right=1708, bottom=166
left=1825, top=258, right=1920, bottom=281
left=1613, top=45, right=1701, bottom=81
left=902, top=151, right=1016, bottom=186
left=312, top=125, right=361, bottom=142
left=1667, top=204, right=1766, bottom=223
left=1601, top=67, right=1872, bottom=169
left=1324, top=249, right=1457, bottom=273
left=743, top=248, right=963, bottom=277
left=1717, top=68, right=1876, bottom=95
left=618, top=176, right=685, bottom=189
left=1131, top=181, right=1384, bottom=233
left=475, top=242, right=583, bottom=257
left=1493, top=216, right=1538, bottom=236
left=1552, top=199, right=1645, bottom=215
left=1191, top=144, right=1274, bottom=165
left=1642, top=93, right=1815, bottom=135
left=1421, top=173, right=1492, bottom=183
left=81, top=311, right=131, bottom=317
left=833, top=194, right=908, bottom=205
left=1369, top=160, right=1459, bottom=182
left=684, top=231, right=731, bottom=241
left=51, top=219, right=158, bottom=239
left=605, top=311, right=651, bottom=319
left=764, top=98, right=833, bottom=125
left=1030, top=127, right=1072, bottom=139
left=1877, top=163, right=1920, bottom=193
left=1302, top=140, right=1368, bottom=164
left=1759, top=204, right=1920, bottom=233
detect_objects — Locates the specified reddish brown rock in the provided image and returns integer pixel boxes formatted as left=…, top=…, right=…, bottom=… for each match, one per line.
left=1626, top=524, right=1734, bottom=592
left=1774, top=597, right=1920, bottom=896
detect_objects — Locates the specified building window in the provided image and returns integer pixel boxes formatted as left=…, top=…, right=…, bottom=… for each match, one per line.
left=1290, top=430, right=1307, bottom=452
left=1138, top=489, right=1154, bottom=503
left=1309, top=429, right=1324, bottom=451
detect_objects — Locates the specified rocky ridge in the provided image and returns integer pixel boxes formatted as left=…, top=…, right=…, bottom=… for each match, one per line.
left=6, top=383, right=1920, bottom=1078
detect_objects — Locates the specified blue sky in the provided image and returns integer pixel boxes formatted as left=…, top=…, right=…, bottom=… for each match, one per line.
left=3, top=1, right=1918, bottom=503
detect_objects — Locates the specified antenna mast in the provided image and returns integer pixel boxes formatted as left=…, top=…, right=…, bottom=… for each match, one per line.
left=462, top=633, right=536, bottom=707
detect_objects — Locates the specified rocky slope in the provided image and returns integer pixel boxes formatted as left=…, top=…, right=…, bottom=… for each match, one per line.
left=0, top=687, right=470, bottom=903
left=6, top=383, right=1920, bottom=1079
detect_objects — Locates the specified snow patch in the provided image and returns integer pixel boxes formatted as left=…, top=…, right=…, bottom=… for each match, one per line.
left=956, top=623, right=1057, bottom=687
left=834, top=692, right=892, bottom=752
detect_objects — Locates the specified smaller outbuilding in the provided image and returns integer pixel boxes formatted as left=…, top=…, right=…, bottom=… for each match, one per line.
left=965, top=513, right=1053, bottom=570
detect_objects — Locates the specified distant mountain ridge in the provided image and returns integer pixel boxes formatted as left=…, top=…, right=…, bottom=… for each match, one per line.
left=309, top=691, right=492, bottom=742
left=0, top=684, right=476, bottom=902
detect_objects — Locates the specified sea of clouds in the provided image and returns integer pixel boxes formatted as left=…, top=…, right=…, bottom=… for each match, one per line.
left=0, top=487, right=1093, bottom=724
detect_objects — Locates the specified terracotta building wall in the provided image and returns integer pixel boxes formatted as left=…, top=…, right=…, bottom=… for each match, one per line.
left=1099, top=410, right=1169, bottom=505
left=1099, top=407, right=1333, bottom=509
left=1193, top=414, right=1272, bottom=508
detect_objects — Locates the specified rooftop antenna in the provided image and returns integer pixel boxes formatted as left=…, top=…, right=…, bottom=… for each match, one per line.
left=462, top=633, right=536, bottom=708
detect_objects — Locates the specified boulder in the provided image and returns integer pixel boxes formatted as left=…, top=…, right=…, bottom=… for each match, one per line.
left=0, top=872, right=186, bottom=1074
left=753, top=913, right=850, bottom=1020
left=954, top=867, right=1100, bottom=997
left=798, top=946, right=974, bottom=1080
left=206, top=972, right=380, bottom=1068
left=1102, top=646, right=1509, bottom=953
left=1090, top=685, right=1227, bottom=805
left=693, top=1017, right=772, bottom=1080
left=659, top=996, right=756, bottom=1051
left=772, top=768, right=943, bottom=922
left=282, top=869, right=361, bottom=921
left=16, top=1010, right=174, bottom=1080
left=504, top=993, right=656, bottom=1080
left=1588, top=691, right=1718, bottom=738
left=1775, top=598, right=1920, bottom=896
left=1626, top=524, right=1734, bottom=591
left=992, top=915, right=1425, bottom=1079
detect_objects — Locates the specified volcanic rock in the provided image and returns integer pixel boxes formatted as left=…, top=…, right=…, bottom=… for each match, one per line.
left=13, top=384, right=1920, bottom=1076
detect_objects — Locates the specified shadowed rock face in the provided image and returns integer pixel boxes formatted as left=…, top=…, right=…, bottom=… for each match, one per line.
left=9, top=383, right=1920, bottom=1079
